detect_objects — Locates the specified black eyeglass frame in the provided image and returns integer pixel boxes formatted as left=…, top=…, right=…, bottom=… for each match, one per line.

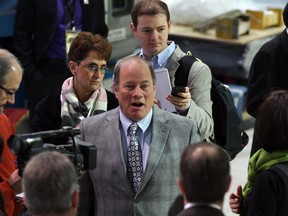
left=0, top=85, right=15, bottom=96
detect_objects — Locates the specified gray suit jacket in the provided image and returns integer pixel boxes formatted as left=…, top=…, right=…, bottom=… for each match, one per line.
left=78, top=106, right=201, bottom=216
left=166, top=45, right=213, bottom=140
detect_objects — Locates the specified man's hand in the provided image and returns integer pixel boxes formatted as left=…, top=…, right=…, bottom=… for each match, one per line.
left=229, top=185, right=243, bottom=214
left=7, top=169, right=22, bottom=194
left=166, top=87, right=191, bottom=110
left=154, top=98, right=162, bottom=108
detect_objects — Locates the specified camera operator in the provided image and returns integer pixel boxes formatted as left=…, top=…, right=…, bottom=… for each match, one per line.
left=22, top=151, right=79, bottom=216
left=0, top=49, right=23, bottom=216
left=0, top=136, right=5, bottom=215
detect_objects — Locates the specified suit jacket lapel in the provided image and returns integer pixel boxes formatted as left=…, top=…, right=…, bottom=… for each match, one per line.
left=138, top=107, right=170, bottom=194
left=104, top=108, right=134, bottom=195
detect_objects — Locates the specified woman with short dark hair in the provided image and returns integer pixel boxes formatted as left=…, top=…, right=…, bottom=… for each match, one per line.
left=31, top=32, right=118, bottom=131
left=229, top=90, right=288, bottom=216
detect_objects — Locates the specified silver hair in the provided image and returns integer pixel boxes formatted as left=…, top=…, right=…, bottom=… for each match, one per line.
left=113, top=55, right=156, bottom=89
left=22, top=151, right=79, bottom=215
left=0, top=49, right=23, bottom=85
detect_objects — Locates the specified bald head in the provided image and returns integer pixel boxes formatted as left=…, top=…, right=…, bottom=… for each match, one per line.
left=179, top=142, right=231, bottom=203
left=113, top=55, right=156, bottom=88
left=0, top=48, right=23, bottom=85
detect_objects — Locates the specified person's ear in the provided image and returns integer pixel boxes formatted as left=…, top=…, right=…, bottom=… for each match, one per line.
left=177, top=177, right=185, bottom=196
left=72, top=190, right=79, bottom=208
left=113, top=84, right=119, bottom=98
left=130, top=23, right=137, bottom=36
left=226, top=175, right=232, bottom=192
left=168, top=20, right=172, bottom=32
left=69, top=61, right=78, bottom=76
left=177, top=177, right=189, bottom=205
left=23, top=196, right=29, bottom=208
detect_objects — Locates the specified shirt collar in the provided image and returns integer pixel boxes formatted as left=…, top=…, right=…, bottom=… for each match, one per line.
left=139, top=41, right=176, bottom=68
left=184, top=202, right=222, bottom=210
left=119, top=109, right=153, bottom=136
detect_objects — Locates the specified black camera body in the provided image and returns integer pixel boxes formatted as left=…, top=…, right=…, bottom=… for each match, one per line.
left=9, top=127, right=96, bottom=176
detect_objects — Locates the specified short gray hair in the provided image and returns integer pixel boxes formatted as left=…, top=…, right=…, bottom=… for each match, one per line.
left=22, top=151, right=79, bottom=215
left=0, top=49, right=23, bottom=85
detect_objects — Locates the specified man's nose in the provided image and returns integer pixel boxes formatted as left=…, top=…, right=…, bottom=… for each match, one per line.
left=7, top=95, right=15, bottom=105
left=132, top=86, right=142, bottom=98
left=151, top=30, right=159, bottom=40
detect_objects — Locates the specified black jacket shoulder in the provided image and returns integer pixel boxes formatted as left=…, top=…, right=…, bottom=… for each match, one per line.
left=31, top=89, right=118, bottom=132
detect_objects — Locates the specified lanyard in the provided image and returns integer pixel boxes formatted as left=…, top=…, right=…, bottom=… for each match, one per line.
left=65, top=0, right=75, bottom=29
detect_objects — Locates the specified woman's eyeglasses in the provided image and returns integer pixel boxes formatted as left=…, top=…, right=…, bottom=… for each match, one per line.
left=79, top=63, right=109, bottom=74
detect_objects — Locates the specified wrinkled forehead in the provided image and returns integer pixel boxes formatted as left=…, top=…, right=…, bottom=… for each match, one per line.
left=120, top=59, right=150, bottom=76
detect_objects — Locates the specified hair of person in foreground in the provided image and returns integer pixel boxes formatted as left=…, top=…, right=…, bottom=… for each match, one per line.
left=179, top=142, right=231, bottom=205
left=22, top=151, right=79, bottom=216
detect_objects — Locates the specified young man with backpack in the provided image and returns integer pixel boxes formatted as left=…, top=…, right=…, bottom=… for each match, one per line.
left=130, top=0, right=214, bottom=141
left=130, top=0, right=248, bottom=158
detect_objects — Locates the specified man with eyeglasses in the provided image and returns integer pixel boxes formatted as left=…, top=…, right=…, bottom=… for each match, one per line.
left=0, top=48, right=23, bottom=216
left=0, top=86, right=16, bottom=98
left=30, top=32, right=118, bottom=132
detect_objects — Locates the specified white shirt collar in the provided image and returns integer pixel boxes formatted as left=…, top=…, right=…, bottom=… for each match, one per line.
left=119, top=109, right=153, bottom=136
left=184, top=202, right=222, bottom=210
left=139, top=41, right=176, bottom=68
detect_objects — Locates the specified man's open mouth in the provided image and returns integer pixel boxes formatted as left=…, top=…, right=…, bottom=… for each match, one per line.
left=132, top=102, right=143, bottom=107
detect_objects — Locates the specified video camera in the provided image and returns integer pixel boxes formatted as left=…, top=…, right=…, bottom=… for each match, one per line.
left=8, top=127, right=97, bottom=176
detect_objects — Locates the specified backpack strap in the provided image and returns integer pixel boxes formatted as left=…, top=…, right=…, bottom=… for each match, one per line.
left=174, top=53, right=198, bottom=87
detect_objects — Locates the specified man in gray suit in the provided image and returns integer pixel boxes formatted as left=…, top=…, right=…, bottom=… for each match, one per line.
left=77, top=55, right=201, bottom=215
